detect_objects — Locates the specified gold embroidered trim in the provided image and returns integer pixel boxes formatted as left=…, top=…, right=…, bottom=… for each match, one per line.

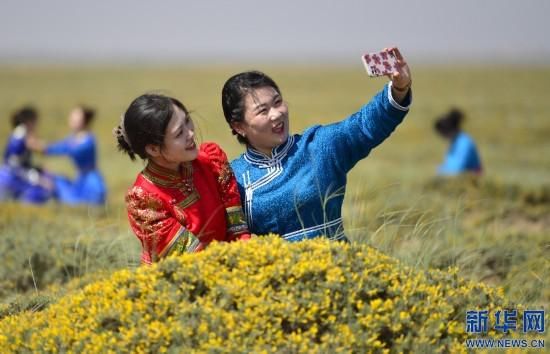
left=142, top=161, right=193, bottom=190
left=159, top=226, right=200, bottom=257
left=218, top=163, right=233, bottom=186
left=158, top=225, right=185, bottom=257
left=176, top=190, right=200, bottom=209
left=226, top=206, right=248, bottom=235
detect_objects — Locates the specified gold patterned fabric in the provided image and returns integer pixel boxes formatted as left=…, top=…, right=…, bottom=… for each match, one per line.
left=226, top=206, right=249, bottom=238
left=125, top=142, right=251, bottom=265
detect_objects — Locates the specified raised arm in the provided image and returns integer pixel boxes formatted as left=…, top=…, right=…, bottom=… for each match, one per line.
left=43, top=137, right=72, bottom=156
left=314, top=48, right=412, bottom=173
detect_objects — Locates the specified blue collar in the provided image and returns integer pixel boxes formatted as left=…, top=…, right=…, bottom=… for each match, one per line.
left=244, top=135, right=295, bottom=167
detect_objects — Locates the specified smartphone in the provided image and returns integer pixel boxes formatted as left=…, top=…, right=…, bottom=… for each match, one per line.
left=361, top=49, right=399, bottom=77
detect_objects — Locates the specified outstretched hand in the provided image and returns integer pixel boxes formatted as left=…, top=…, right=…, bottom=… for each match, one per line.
left=385, top=47, right=411, bottom=103
left=25, top=134, right=46, bottom=153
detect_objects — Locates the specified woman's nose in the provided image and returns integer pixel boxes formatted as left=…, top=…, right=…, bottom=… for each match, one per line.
left=269, top=107, right=282, bottom=121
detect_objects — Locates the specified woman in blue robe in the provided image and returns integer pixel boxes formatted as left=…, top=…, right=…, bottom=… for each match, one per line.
left=434, top=108, right=482, bottom=176
left=0, top=106, right=53, bottom=203
left=42, top=106, right=107, bottom=205
left=221, top=48, right=412, bottom=242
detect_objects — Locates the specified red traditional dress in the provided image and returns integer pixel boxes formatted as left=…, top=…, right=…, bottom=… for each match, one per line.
left=125, top=142, right=250, bottom=264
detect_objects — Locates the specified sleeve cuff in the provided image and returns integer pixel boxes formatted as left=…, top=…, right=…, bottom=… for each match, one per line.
left=226, top=206, right=250, bottom=237
left=387, top=82, right=412, bottom=112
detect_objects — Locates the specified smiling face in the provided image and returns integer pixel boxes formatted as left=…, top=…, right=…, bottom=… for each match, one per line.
left=231, top=86, right=289, bottom=156
left=145, top=105, right=198, bottom=170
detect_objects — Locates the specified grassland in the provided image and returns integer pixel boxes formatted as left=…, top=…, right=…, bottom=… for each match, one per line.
left=0, top=64, right=548, bottom=327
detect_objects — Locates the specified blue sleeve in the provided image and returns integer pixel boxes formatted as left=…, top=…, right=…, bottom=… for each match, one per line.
left=45, top=138, right=72, bottom=156
left=438, top=136, right=476, bottom=175
left=315, top=83, right=411, bottom=173
left=4, top=136, right=26, bottom=161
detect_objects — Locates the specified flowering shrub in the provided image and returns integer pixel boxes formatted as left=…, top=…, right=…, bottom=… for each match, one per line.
left=0, top=236, right=509, bottom=353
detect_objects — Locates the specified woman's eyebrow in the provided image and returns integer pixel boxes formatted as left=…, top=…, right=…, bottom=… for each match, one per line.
left=252, top=103, right=267, bottom=112
left=170, top=123, right=183, bottom=135
left=252, top=94, right=280, bottom=112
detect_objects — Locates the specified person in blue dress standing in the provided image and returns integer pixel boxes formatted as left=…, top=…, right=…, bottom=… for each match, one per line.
left=221, top=47, right=412, bottom=242
left=41, top=106, right=107, bottom=205
left=434, top=108, right=482, bottom=176
left=0, top=106, right=54, bottom=203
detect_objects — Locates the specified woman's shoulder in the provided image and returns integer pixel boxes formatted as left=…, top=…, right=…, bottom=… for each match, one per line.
left=73, top=132, right=96, bottom=146
left=125, top=182, right=171, bottom=223
left=127, top=173, right=168, bottom=204
left=301, top=125, right=323, bottom=140
left=197, top=142, right=232, bottom=169
left=199, top=142, right=227, bottom=158
left=12, top=125, right=27, bottom=140
left=456, top=132, right=476, bottom=146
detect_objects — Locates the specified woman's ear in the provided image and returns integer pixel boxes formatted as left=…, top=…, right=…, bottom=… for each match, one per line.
left=145, top=144, right=161, bottom=158
left=231, top=121, right=246, bottom=138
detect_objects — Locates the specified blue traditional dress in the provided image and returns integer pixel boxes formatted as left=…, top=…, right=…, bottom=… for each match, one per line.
left=231, top=83, right=411, bottom=242
left=0, top=125, right=52, bottom=203
left=45, top=133, right=106, bottom=205
left=437, top=132, right=482, bottom=175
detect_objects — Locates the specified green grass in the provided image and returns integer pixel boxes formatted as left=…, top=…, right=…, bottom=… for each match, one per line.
left=0, top=64, right=549, bottom=316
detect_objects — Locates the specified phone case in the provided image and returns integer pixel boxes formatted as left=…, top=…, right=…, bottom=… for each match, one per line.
left=362, top=50, right=399, bottom=77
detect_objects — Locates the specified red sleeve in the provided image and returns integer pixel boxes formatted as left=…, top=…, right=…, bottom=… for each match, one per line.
left=200, top=142, right=251, bottom=241
left=125, top=185, right=201, bottom=264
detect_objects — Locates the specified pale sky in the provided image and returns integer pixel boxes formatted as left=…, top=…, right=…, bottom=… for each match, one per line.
left=1, top=0, right=549, bottom=64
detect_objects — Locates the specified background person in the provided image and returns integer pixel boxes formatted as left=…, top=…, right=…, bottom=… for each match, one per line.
left=434, top=108, right=482, bottom=176
left=0, top=106, right=54, bottom=203
left=40, top=106, right=107, bottom=205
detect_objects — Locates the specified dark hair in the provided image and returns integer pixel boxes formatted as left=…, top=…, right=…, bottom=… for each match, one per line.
left=221, top=70, right=281, bottom=144
left=434, top=108, right=464, bottom=136
left=78, top=105, right=96, bottom=127
left=11, top=106, right=38, bottom=128
left=115, top=94, right=189, bottom=161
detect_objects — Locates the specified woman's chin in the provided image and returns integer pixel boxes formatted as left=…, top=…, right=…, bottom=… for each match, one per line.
left=277, top=132, right=289, bottom=144
left=183, top=148, right=199, bottom=161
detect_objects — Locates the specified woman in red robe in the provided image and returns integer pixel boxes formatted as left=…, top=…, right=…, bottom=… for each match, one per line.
left=115, top=94, right=250, bottom=265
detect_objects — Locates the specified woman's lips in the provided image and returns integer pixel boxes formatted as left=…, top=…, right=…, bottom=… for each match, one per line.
left=272, top=122, right=284, bottom=134
left=186, top=141, right=197, bottom=150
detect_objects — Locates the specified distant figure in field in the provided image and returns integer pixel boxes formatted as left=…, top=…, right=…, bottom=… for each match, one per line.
left=40, top=106, right=107, bottom=205
left=434, top=108, right=482, bottom=176
left=116, top=94, right=250, bottom=265
left=0, top=106, right=54, bottom=203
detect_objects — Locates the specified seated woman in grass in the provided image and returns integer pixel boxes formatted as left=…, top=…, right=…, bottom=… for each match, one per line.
left=221, top=48, right=412, bottom=242
left=39, top=106, right=107, bottom=206
left=434, top=108, right=482, bottom=176
left=116, top=94, right=250, bottom=265
left=0, top=106, right=54, bottom=203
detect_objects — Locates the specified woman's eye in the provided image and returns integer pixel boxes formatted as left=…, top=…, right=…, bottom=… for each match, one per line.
left=257, top=109, right=267, bottom=115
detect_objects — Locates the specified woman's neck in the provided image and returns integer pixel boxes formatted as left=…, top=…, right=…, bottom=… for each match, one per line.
left=248, top=140, right=288, bottom=158
left=253, top=146, right=273, bottom=158
left=149, top=157, right=181, bottom=173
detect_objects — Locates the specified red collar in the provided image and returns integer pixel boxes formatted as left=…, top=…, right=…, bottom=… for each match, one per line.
left=142, top=160, right=193, bottom=189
